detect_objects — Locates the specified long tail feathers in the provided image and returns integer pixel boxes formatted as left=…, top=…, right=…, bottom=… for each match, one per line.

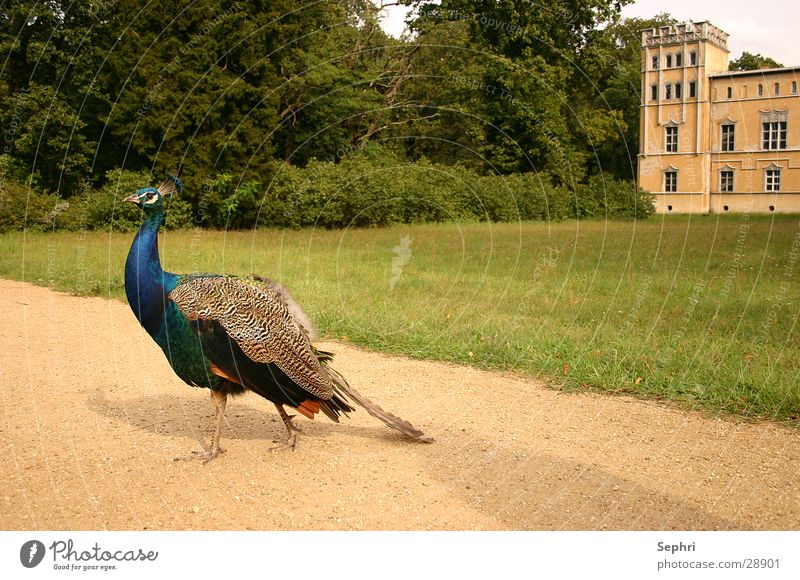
left=325, top=366, right=433, bottom=443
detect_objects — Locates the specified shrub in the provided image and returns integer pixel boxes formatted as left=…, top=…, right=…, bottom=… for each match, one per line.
left=0, top=179, right=67, bottom=232
left=577, top=175, right=655, bottom=219
left=2, top=156, right=653, bottom=232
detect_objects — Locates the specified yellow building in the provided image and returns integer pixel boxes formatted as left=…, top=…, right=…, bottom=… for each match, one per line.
left=638, top=21, right=800, bottom=213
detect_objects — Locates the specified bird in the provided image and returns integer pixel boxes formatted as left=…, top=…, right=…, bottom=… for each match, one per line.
left=123, top=174, right=431, bottom=462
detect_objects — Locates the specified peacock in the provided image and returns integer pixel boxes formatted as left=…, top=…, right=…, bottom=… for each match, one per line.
left=123, top=175, right=431, bottom=462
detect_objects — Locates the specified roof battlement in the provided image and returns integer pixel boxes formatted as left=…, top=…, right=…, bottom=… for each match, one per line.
left=641, top=21, right=729, bottom=52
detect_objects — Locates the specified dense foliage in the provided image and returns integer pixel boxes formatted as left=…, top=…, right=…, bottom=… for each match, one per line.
left=0, top=1, right=696, bottom=230
left=0, top=158, right=653, bottom=232
left=729, top=52, right=783, bottom=71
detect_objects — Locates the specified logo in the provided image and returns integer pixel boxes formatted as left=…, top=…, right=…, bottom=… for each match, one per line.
left=20, top=540, right=46, bottom=568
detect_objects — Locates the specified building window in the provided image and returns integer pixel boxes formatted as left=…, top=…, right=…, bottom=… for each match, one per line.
left=774, top=82, right=780, bottom=95
left=758, top=84, right=763, bottom=96
left=793, top=81, right=798, bottom=94
left=666, top=54, right=672, bottom=68
left=651, top=84, right=658, bottom=101
left=690, top=51, right=696, bottom=65
left=726, top=86, right=732, bottom=99
left=762, top=121, right=787, bottom=150
left=720, top=170, right=734, bottom=193
left=665, top=126, right=678, bottom=152
left=664, top=170, right=678, bottom=192
left=721, top=124, right=735, bottom=151
left=689, top=81, right=696, bottom=97
left=676, top=53, right=683, bottom=67
left=665, top=83, right=672, bottom=99
left=652, top=55, right=659, bottom=69
left=675, top=82, right=682, bottom=99
left=765, top=168, right=781, bottom=192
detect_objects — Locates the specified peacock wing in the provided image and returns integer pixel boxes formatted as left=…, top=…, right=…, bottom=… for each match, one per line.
left=167, top=275, right=333, bottom=400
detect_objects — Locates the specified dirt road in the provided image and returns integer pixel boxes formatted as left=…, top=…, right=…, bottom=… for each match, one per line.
left=1, top=278, right=798, bottom=530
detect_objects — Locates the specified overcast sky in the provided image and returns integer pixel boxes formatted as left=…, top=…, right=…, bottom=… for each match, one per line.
left=379, top=1, right=800, bottom=65
left=620, top=0, right=799, bottom=65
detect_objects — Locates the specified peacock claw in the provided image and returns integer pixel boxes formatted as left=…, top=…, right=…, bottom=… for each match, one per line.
left=173, top=447, right=226, bottom=464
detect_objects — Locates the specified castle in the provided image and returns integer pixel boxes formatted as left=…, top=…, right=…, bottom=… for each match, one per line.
left=638, top=21, right=800, bottom=213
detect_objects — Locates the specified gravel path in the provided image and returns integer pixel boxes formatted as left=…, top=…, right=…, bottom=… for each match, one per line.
left=1, top=278, right=798, bottom=530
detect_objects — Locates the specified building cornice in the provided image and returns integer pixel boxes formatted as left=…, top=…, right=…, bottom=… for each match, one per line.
left=641, top=21, right=728, bottom=52
left=710, top=66, right=800, bottom=79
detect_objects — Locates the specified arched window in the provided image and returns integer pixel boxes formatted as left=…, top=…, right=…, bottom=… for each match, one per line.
left=665, top=125, right=678, bottom=152
left=720, top=168, right=734, bottom=192
left=664, top=169, right=678, bottom=192
left=774, top=82, right=780, bottom=95
left=758, top=84, right=763, bottom=96
left=721, top=124, right=735, bottom=151
left=765, top=165, right=781, bottom=192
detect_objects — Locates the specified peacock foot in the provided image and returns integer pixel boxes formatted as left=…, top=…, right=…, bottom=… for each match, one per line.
left=268, top=434, right=297, bottom=452
left=173, top=446, right=226, bottom=464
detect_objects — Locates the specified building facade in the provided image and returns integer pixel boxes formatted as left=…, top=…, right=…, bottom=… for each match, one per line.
left=638, top=21, right=800, bottom=213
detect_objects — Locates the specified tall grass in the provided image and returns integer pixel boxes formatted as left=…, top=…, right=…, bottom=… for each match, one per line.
left=2, top=215, right=799, bottom=421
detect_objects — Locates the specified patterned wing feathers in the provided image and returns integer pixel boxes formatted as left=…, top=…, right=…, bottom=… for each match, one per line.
left=169, top=277, right=333, bottom=399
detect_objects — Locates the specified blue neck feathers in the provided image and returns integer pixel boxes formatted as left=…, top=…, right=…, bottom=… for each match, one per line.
left=125, top=210, right=177, bottom=337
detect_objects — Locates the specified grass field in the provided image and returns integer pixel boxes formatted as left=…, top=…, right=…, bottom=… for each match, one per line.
left=2, top=214, right=799, bottom=422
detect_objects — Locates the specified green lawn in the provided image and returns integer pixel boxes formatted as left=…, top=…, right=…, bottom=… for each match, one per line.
left=2, top=215, right=799, bottom=421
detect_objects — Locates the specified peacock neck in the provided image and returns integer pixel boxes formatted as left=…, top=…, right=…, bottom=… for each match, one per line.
left=125, top=210, right=176, bottom=336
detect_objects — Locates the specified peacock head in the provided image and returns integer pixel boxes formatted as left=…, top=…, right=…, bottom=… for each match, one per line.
left=124, top=174, right=183, bottom=214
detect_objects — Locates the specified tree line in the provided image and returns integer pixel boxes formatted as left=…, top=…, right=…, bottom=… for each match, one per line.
left=1, top=1, right=768, bottom=229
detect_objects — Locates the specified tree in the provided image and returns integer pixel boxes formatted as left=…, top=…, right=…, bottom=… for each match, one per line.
left=729, top=52, right=783, bottom=71
left=400, top=0, right=633, bottom=183
left=0, top=1, right=112, bottom=195
left=587, top=14, right=676, bottom=180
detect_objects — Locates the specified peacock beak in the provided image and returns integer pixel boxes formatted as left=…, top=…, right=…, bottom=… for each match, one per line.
left=123, top=194, right=141, bottom=204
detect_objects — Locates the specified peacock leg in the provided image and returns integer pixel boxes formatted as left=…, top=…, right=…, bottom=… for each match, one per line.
left=269, top=404, right=300, bottom=451
left=174, top=390, right=228, bottom=464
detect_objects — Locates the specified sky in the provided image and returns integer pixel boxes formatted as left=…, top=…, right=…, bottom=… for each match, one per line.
left=619, top=0, right=800, bottom=65
left=379, top=0, right=800, bottom=65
